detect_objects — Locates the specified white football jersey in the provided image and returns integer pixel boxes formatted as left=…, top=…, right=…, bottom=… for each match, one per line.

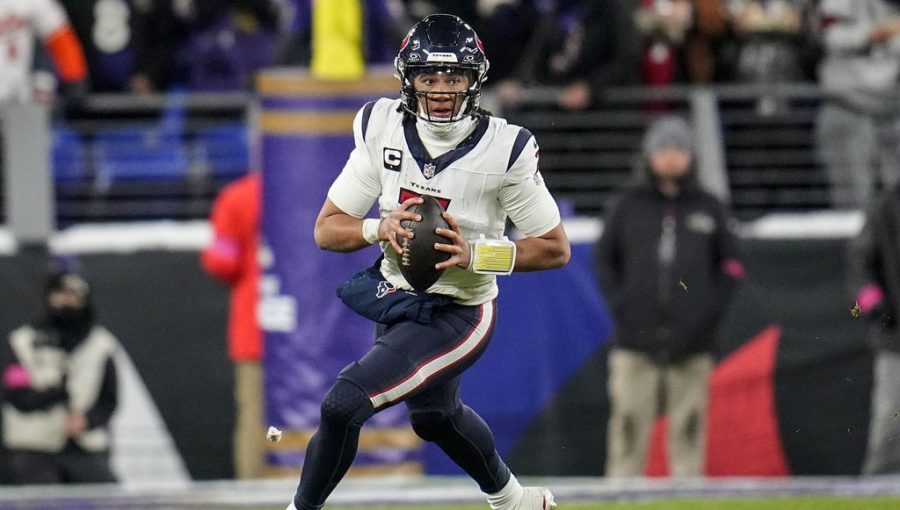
left=328, top=98, right=561, bottom=305
left=0, top=0, right=68, bottom=103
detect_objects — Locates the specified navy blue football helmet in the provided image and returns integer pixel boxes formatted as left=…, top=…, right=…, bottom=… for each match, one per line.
left=394, top=14, right=490, bottom=124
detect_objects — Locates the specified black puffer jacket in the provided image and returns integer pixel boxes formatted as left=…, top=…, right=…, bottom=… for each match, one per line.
left=594, top=182, right=742, bottom=362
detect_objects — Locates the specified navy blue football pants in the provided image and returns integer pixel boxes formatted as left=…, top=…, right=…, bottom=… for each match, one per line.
left=293, top=301, right=511, bottom=509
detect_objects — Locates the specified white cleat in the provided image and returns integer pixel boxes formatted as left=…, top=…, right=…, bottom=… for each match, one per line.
left=514, top=487, right=557, bottom=510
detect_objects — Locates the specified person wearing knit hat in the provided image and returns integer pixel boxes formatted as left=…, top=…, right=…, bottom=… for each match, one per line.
left=642, top=115, right=695, bottom=160
left=595, top=115, right=744, bottom=477
left=640, top=115, right=696, bottom=190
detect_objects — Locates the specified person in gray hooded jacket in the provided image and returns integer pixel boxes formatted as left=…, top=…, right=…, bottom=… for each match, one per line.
left=816, top=0, right=900, bottom=208
left=595, top=115, right=743, bottom=477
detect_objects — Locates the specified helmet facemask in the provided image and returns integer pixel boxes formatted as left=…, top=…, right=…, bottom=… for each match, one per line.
left=403, top=66, right=481, bottom=125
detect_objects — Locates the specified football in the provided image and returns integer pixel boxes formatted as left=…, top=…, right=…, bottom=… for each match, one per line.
left=399, top=195, right=452, bottom=291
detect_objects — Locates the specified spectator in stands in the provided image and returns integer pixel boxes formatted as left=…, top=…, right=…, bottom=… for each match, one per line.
left=0, top=262, right=119, bottom=484
left=473, top=2, right=540, bottom=84
left=725, top=0, right=816, bottom=114
left=397, top=0, right=538, bottom=82
left=273, top=0, right=310, bottom=65
left=130, top=1, right=192, bottom=93
left=631, top=0, right=733, bottom=109
left=595, top=116, right=743, bottom=477
left=362, top=0, right=413, bottom=65
left=685, top=0, right=731, bottom=83
left=493, top=0, right=640, bottom=110
left=185, top=0, right=280, bottom=91
left=815, top=0, right=900, bottom=209
left=634, top=0, right=695, bottom=88
left=200, top=171, right=264, bottom=479
left=58, top=0, right=189, bottom=93
left=849, top=181, right=900, bottom=474
left=0, top=0, right=88, bottom=104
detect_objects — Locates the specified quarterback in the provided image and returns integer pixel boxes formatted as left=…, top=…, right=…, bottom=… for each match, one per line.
left=287, top=14, right=569, bottom=510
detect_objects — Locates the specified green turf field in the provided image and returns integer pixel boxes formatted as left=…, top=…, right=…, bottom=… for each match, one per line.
left=297, top=498, right=900, bottom=510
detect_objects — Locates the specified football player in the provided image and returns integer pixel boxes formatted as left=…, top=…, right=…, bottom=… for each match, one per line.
left=286, top=14, right=569, bottom=510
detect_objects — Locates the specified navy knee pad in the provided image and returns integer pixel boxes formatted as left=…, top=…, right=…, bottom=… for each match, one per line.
left=321, top=379, right=374, bottom=428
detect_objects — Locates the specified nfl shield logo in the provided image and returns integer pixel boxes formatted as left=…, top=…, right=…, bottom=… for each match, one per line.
left=423, top=163, right=436, bottom=178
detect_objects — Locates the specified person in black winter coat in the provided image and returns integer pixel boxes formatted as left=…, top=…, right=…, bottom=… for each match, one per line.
left=0, top=265, right=119, bottom=484
left=492, top=0, right=640, bottom=110
left=849, top=182, right=900, bottom=474
left=594, top=115, right=743, bottom=477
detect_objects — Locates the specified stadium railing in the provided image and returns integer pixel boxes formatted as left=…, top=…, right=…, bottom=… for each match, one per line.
left=49, top=92, right=255, bottom=227
left=2, top=83, right=833, bottom=230
left=496, top=82, right=828, bottom=221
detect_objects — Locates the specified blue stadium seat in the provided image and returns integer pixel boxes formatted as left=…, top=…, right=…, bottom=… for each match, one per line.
left=191, top=123, right=249, bottom=178
left=51, top=126, right=87, bottom=182
left=93, top=127, right=189, bottom=188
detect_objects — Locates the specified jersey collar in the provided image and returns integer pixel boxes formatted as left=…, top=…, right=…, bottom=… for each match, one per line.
left=403, top=117, right=489, bottom=179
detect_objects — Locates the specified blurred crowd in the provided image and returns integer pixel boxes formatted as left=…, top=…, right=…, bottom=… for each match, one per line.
left=13, top=0, right=893, bottom=212
left=29, top=0, right=823, bottom=104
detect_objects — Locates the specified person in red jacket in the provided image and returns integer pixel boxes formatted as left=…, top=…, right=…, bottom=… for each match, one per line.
left=200, top=171, right=263, bottom=479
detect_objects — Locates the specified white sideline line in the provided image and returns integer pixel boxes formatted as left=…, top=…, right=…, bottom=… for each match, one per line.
left=0, top=475, right=899, bottom=507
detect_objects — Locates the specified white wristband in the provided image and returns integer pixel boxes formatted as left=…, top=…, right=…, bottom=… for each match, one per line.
left=361, top=218, right=381, bottom=244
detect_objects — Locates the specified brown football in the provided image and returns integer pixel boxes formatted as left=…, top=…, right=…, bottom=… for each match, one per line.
left=399, top=195, right=452, bottom=291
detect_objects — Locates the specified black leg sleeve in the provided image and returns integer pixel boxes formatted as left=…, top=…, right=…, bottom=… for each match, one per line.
left=409, top=403, right=511, bottom=494
left=293, top=379, right=374, bottom=510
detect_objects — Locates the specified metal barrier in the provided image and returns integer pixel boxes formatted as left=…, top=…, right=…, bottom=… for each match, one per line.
left=497, top=82, right=828, bottom=220
left=46, top=93, right=253, bottom=227
left=1, top=84, right=833, bottom=232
